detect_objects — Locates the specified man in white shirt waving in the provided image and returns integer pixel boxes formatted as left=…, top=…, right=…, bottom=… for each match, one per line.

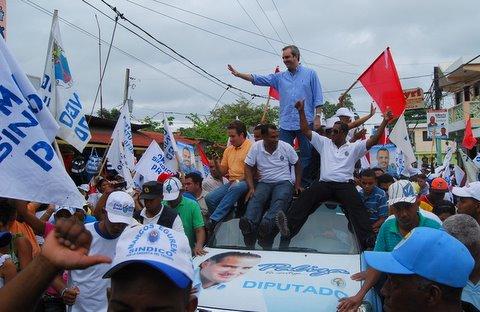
left=277, top=100, right=393, bottom=250
left=240, top=124, right=302, bottom=247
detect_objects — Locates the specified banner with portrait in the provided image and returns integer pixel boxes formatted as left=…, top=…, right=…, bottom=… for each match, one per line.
left=369, top=143, right=398, bottom=177
left=177, top=141, right=197, bottom=174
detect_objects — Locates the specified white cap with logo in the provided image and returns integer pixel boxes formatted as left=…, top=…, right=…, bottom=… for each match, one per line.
left=452, top=182, right=480, bottom=201
left=103, top=223, right=194, bottom=288
left=335, top=107, right=354, bottom=119
left=105, top=191, right=135, bottom=224
left=388, top=180, right=418, bottom=206
left=325, top=117, right=340, bottom=130
left=163, top=177, right=182, bottom=201
left=54, top=205, right=75, bottom=216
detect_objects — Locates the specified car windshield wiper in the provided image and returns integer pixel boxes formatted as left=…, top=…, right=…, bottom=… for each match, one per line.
left=211, top=245, right=253, bottom=250
left=280, top=247, right=319, bottom=253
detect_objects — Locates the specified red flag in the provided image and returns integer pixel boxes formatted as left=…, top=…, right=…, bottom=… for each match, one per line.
left=197, top=143, right=209, bottom=166
left=268, top=66, right=280, bottom=100
left=359, top=48, right=406, bottom=117
left=462, top=118, right=477, bottom=149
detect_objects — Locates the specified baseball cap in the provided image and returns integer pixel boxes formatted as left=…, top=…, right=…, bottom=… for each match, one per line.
left=139, top=181, right=163, bottom=200
left=430, top=177, right=448, bottom=192
left=452, top=181, right=480, bottom=201
left=78, top=184, right=90, bottom=193
left=105, top=191, right=135, bottom=224
left=335, top=107, right=354, bottom=119
left=157, top=172, right=175, bottom=183
left=364, top=227, right=474, bottom=288
left=325, top=117, right=340, bottom=130
left=54, top=205, right=75, bottom=216
left=388, top=180, right=417, bottom=206
left=0, top=231, right=12, bottom=248
left=163, top=177, right=182, bottom=201
left=103, top=223, right=194, bottom=288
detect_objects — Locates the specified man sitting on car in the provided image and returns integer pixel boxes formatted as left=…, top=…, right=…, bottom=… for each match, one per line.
left=276, top=100, right=393, bottom=251
left=240, top=123, right=302, bottom=247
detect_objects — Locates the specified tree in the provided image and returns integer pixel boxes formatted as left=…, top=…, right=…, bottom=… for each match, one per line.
left=97, top=108, right=121, bottom=120
left=141, top=116, right=174, bottom=132
left=322, top=93, right=356, bottom=118
left=180, top=98, right=279, bottom=145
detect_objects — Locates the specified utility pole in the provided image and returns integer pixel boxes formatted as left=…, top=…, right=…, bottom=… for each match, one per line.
left=123, top=68, right=130, bottom=109
left=433, top=66, right=443, bottom=166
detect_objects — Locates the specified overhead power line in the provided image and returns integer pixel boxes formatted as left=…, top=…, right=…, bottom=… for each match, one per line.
left=254, top=0, right=283, bottom=43
left=96, top=0, right=267, bottom=99
left=20, top=0, right=228, bottom=105
left=270, top=0, right=295, bottom=45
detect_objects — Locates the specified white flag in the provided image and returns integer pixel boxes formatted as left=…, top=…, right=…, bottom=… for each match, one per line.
left=0, top=38, right=58, bottom=141
left=458, top=148, right=479, bottom=183
left=454, top=165, right=466, bottom=186
left=163, top=114, right=179, bottom=172
left=360, top=155, right=370, bottom=170
left=38, top=11, right=91, bottom=152
left=106, top=105, right=134, bottom=187
left=389, top=114, right=416, bottom=164
left=135, top=140, right=175, bottom=183
left=0, top=37, right=84, bottom=207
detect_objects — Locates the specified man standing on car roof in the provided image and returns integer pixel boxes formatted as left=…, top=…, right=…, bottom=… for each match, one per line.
left=276, top=100, right=393, bottom=251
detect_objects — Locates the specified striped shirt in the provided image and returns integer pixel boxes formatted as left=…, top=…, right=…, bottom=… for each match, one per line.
left=359, top=186, right=388, bottom=221
left=374, top=212, right=441, bottom=252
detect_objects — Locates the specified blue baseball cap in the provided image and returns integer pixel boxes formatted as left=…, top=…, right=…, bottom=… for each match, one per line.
left=365, top=227, right=474, bottom=288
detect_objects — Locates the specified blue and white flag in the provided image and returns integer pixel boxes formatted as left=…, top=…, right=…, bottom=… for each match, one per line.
left=38, top=11, right=91, bottom=152
left=389, top=114, right=416, bottom=165
left=163, top=114, right=179, bottom=172
left=135, top=140, right=175, bottom=184
left=0, top=37, right=84, bottom=207
left=106, top=104, right=134, bottom=187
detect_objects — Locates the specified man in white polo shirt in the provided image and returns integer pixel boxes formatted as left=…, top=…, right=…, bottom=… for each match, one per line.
left=240, top=124, right=302, bottom=247
left=68, top=191, right=135, bottom=312
left=277, top=100, right=392, bottom=250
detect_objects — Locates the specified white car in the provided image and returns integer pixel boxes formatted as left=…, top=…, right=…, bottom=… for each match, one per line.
left=194, top=202, right=382, bottom=312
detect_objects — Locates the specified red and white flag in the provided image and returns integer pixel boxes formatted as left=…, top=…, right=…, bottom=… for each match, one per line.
left=462, top=118, right=477, bottom=150
left=268, top=66, right=280, bottom=100
left=359, top=48, right=406, bottom=117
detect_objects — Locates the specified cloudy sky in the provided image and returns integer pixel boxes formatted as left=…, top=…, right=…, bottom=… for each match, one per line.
left=6, top=0, right=480, bottom=128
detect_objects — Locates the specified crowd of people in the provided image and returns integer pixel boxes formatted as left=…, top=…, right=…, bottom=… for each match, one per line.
left=0, top=44, right=479, bottom=312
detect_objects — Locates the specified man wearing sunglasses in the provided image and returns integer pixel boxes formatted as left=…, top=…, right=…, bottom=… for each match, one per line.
left=276, top=99, right=393, bottom=252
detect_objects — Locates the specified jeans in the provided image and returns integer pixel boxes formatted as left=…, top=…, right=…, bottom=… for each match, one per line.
left=205, top=181, right=248, bottom=222
left=243, top=181, right=293, bottom=234
left=279, top=127, right=313, bottom=187
left=282, top=181, right=374, bottom=251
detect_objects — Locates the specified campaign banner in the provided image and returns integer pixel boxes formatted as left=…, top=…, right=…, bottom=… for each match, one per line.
left=177, top=141, right=197, bottom=174
left=135, top=140, right=175, bottom=184
left=0, top=37, right=84, bottom=207
left=369, top=143, right=398, bottom=176
left=426, top=109, right=449, bottom=140
left=403, top=87, right=424, bottom=110
left=163, top=115, right=179, bottom=172
left=193, top=248, right=364, bottom=312
left=38, top=11, right=91, bottom=152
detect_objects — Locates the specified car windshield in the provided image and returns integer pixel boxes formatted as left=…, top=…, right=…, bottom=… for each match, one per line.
left=209, top=202, right=360, bottom=254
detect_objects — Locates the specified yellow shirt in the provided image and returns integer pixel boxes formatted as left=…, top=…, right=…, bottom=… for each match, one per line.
left=221, top=139, right=252, bottom=181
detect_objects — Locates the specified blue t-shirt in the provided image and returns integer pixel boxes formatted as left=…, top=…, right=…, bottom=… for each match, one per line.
left=359, top=186, right=388, bottom=221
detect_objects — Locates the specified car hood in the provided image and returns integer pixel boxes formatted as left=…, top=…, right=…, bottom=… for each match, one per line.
left=193, top=248, right=362, bottom=312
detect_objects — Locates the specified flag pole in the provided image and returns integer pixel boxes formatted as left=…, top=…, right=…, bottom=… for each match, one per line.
left=338, top=79, right=359, bottom=106
left=53, top=139, right=65, bottom=167
left=260, top=96, right=271, bottom=124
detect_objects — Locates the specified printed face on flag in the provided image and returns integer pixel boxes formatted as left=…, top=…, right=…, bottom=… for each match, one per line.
left=177, top=142, right=196, bottom=174
left=370, top=144, right=398, bottom=175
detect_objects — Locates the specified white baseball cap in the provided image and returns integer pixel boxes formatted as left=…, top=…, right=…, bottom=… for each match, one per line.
left=163, top=177, right=182, bottom=201
left=105, top=191, right=135, bottom=224
left=388, top=180, right=418, bottom=206
left=103, top=223, right=194, bottom=288
left=325, top=117, right=340, bottom=130
left=54, top=205, right=75, bottom=216
left=335, top=107, right=354, bottom=119
left=77, top=184, right=90, bottom=193
left=452, top=182, right=480, bottom=201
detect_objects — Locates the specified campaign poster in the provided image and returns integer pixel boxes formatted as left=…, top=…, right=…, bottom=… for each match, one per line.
left=0, top=0, right=6, bottom=39
left=426, top=109, right=449, bottom=140
left=369, top=143, right=398, bottom=176
left=176, top=141, right=196, bottom=174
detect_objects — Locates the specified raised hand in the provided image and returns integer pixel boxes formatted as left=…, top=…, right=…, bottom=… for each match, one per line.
left=227, top=64, right=239, bottom=77
left=369, top=103, right=377, bottom=116
left=294, top=100, right=305, bottom=111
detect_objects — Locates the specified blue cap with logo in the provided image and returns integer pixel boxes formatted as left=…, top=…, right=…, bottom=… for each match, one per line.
left=365, top=227, right=474, bottom=288
left=103, top=223, right=194, bottom=288
left=388, top=180, right=418, bottom=206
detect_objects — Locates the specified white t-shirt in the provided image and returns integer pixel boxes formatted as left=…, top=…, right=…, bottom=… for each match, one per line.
left=139, top=206, right=184, bottom=233
left=68, top=222, right=120, bottom=312
left=244, top=140, right=298, bottom=184
left=310, top=131, right=367, bottom=182
left=202, top=176, right=227, bottom=193
left=462, top=280, right=480, bottom=311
